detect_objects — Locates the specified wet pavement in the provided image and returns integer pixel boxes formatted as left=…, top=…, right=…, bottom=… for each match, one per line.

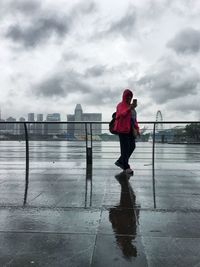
left=0, top=156, right=200, bottom=266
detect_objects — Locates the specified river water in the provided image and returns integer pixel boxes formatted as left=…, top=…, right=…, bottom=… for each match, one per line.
left=0, top=141, right=200, bottom=171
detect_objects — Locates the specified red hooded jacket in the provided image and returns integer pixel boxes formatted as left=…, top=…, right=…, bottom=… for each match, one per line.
left=114, top=89, right=139, bottom=134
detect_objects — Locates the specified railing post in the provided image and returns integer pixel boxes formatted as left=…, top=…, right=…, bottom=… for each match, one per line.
left=152, top=122, right=156, bottom=208
left=23, top=122, right=29, bottom=205
left=152, top=123, right=155, bottom=177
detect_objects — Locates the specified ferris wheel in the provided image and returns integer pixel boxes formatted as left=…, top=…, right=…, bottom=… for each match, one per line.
left=155, top=110, right=163, bottom=131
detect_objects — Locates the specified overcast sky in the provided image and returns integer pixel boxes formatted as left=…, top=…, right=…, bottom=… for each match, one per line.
left=1, top=0, right=200, bottom=122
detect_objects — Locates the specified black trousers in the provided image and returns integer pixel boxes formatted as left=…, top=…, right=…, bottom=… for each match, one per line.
left=117, top=132, right=136, bottom=170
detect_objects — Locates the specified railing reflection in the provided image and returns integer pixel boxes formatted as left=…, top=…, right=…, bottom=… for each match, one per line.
left=85, top=164, right=92, bottom=208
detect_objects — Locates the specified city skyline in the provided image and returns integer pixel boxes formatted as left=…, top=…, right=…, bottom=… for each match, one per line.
left=0, top=103, right=102, bottom=137
left=0, top=104, right=102, bottom=122
left=1, top=0, right=200, bottom=122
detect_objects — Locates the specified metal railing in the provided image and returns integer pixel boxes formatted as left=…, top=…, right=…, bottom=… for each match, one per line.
left=1, top=120, right=200, bottom=205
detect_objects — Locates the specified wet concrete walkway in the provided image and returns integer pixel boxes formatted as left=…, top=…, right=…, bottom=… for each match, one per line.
left=0, top=163, right=200, bottom=266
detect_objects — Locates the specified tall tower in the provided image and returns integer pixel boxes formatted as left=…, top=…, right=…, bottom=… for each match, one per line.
left=28, top=113, right=35, bottom=121
left=156, top=110, right=163, bottom=131
left=36, top=114, right=44, bottom=135
left=28, top=113, right=35, bottom=134
left=37, top=114, right=43, bottom=122
left=18, top=117, right=25, bottom=135
left=46, top=113, right=61, bottom=135
left=75, top=104, right=83, bottom=121
left=74, top=104, right=83, bottom=137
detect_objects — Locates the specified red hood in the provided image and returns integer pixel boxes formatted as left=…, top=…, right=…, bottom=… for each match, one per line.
left=122, top=89, right=133, bottom=103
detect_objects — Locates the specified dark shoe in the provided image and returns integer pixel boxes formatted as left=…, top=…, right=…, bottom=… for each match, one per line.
left=115, top=161, right=124, bottom=170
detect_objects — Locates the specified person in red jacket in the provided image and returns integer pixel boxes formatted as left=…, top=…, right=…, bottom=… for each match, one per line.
left=114, top=89, right=140, bottom=174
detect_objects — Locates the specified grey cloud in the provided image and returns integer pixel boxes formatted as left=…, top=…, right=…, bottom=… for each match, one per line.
left=138, top=58, right=200, bottom=104
left=32, top=70, right=118, bottom=106
left=81, top=87, right=118, bottom=106
left=63, top=52, right=79, bottom=61
left=4, top=1, right=97, bottom=48
left=33, top=71, right=91, bottom=98
left=107, top=7, right=136, bottom=38
left=34, top=76, right=65, bottom=97
left=144, top=0, right=171, bottom=17
left=72, top=1, right=96, bottom=15
left=85, top=65, right=106, bottom=77
left=6, top=16, right=70, bottom=47
left=168, top=98, right=200, bottom=113
left=93, top=6, right=136, bottom=40
left=0, top=0, right=41, bottom=19
left=167, top=28, right=200, bottom=54
left=8, top=0, right=41, bottom=14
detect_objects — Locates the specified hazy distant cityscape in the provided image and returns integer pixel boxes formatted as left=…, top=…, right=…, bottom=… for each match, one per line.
left=0, top=104, right=102, bottom=139
left=1, top=104, right=199, bottom=143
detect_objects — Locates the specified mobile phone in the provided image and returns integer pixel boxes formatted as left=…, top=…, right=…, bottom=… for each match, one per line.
left=132, top=99, right=137, bottom=104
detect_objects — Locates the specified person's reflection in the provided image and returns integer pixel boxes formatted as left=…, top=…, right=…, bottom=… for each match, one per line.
left=109, top=172, right=139, bottom=259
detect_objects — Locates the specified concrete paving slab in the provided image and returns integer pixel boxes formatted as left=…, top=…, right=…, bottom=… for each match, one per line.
left=0, top=208, right=101, bottom=234
left=92, top=235, right=148, bottom=267
left=0, top=143, right=200, bottom=266
left=138, top=210, right=200, bottom=238
left=142, top=237, right=200, bottom=267
left=0, top=232, right=95, bottom=267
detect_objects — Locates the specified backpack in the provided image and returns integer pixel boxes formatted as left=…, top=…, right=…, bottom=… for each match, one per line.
left=109, top=112, right=118, bottom=134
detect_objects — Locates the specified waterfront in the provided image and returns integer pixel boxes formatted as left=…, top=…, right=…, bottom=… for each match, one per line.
left=1, top=140, right=200, bottom=166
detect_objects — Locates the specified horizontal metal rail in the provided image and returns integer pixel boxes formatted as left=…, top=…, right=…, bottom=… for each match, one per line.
left=0, top=121, right=200, bottom=168
left=1, top=120, right=199, bottom=123
left=1, top=120, right=199, bottom=208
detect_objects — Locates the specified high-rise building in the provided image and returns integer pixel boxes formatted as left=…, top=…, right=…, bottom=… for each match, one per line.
left=0, top=119, right=6, bottom=132
left=67, top=104, right=102, bottom=138
left=18, top=117, right=25, bottom=134
left=19, top=117, right=26, bottom=121
left=37, top=114, right=43, bottom=122
left=28, top=113, right=35, bottom=134
left=0, top=108, right=6, bottom=133
left=46, top=113, right=60, bottom=122
left=45, top=113, right=61, bottom=135
left=28, top=113, right=34, bottom=121
left=66, top=114, right=75, bottom=138
left=74, top=104, right=84, bottom=137
left=36, top=114, right=44, bottom=135
left=6, top=117, right=17, bottom=133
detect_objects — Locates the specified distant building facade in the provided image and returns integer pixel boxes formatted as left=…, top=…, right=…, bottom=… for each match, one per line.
left=0, top=119, right=6, bottom=132
left=45, top=113, right=61, bottom=135
left=28, top=113, right=35, bottom=134
left=36, top=114, right=44, bottom=135
left=28, top=113, right=35, bottom=121
left=67, top=104, right=102, bottom=138
left=6, top=117, right=17, bottom=134
left=18, top=117, right=25, bottom=134
left=37, top=114, right=43, bottom=122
